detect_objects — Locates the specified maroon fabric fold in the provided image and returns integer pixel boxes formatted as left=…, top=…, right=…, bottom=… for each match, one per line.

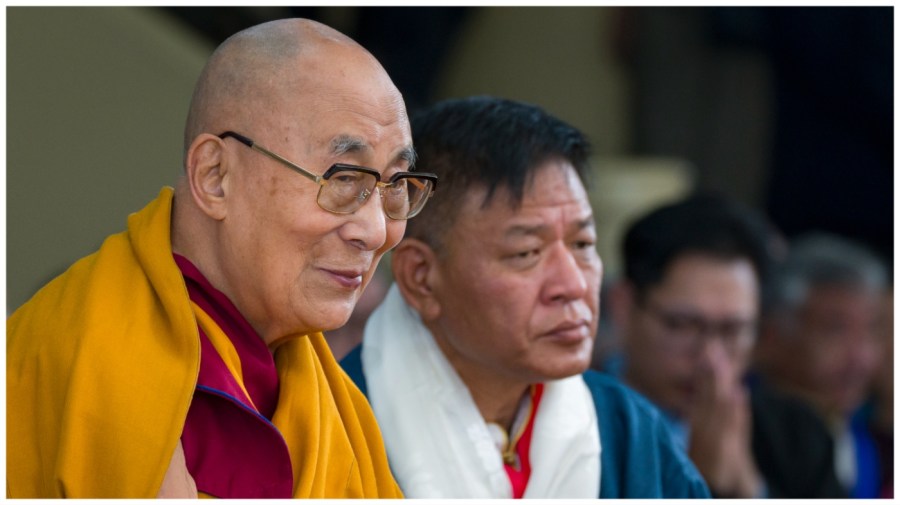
left=175, top=254, right=293, bottom=498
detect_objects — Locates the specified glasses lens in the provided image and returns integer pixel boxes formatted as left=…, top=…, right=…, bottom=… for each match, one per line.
left=384, top=176, right=435, bottom=220
left=319, top=170, right=378, bottom=213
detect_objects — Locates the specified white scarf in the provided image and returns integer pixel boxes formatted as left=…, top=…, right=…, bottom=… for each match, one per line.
left=362, top=285, right=601, bottom=498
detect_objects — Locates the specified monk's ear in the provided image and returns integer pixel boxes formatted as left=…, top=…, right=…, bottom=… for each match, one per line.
left=392, top=238, right=442, bottom=322
left=185, top=133, right=228, bottom=220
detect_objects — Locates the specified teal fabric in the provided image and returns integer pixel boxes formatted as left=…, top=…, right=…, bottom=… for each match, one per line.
left=340, top=347, right=710, bottom=498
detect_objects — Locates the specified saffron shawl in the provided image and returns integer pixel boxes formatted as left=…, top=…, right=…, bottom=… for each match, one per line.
left=7, top=187, right=401, bottom=498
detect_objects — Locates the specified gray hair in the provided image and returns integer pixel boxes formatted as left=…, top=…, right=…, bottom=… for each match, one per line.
left=765, top=232, right=887, bottom=314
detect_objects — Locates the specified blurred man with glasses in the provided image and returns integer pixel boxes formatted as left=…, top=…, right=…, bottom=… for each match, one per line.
left=7, top=18, right=434, bottom=498
left=605, top=194, right=844, bottom=498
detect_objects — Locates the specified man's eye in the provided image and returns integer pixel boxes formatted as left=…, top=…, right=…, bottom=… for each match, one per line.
left=662, top=315, right=697, bottom=332
left=506, top=249, right=541, bottom=266
left=333, top=174, right=360, bottom=184
left=385, top=182, right=406, bottom=197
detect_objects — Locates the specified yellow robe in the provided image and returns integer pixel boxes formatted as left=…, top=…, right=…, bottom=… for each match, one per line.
left=7, top=187, right=402, bottom=498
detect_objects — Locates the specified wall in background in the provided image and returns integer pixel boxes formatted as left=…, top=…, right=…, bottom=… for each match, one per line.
left=7, top=7, right=212, bottom=311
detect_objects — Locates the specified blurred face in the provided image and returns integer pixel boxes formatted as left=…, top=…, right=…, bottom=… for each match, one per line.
left=428, top=161, right=602, bottom=386
left=216, top=50, right=412, bottom=345
left=622, top=254, right=759, bottom=417
left=785, top=285, right=883, bottom=419
left=873, top=289, right=893, bottom=400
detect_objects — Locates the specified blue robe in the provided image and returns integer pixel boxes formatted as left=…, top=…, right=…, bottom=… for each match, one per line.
left=341, top=346, right=710, bottom=498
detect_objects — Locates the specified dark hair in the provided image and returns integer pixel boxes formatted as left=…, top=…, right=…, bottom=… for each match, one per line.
left=622, top=193, right=774, bottom=299
left=406, top=96, right=591, bottom=251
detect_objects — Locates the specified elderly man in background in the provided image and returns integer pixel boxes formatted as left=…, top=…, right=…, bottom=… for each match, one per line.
left=342, top=96, right=709, bottom=498
left=7, top=18, right=436, bottom=498
left=606, top=195, right=845, bottom=498
left=755, top=233, right=890, bottom=498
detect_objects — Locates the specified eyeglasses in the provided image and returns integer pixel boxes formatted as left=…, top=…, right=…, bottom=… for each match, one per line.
left=218, top=131, right=437, bottom=220
left=641, top=300, right=757, bottom=355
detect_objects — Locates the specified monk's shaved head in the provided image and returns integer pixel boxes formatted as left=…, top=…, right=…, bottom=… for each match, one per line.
left=183, top=18, right=385, bottom=162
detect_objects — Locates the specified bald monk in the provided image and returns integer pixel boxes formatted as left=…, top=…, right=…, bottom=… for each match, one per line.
left=7, top=18, right=436, bottom=498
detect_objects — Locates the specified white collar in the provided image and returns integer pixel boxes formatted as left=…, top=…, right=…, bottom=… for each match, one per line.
left=361, top=284, right=601, bottom=498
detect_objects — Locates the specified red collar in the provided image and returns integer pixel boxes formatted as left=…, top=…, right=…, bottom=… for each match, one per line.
left=503, top=383, right=545, bottom=498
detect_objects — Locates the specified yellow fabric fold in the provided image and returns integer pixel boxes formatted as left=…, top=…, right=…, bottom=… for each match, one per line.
left=273, top=332, right=402, bottom=498
left=192, top=301, right=254, bottom=408
left=7, top=187, right=402, bottom=498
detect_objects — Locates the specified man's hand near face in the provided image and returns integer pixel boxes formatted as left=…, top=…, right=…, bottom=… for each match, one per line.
left=687, top=342, right=763, bottom=498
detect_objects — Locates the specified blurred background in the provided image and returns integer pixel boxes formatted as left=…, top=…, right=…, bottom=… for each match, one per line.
left=6, top=6, right=893, bottom=312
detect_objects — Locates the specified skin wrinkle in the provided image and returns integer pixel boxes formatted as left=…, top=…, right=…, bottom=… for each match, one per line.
left=300, top=92, right=412, bottom=172
left=328, top=135, right=415, bottom=175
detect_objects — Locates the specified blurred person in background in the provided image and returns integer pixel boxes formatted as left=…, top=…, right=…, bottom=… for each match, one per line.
left=860, top=285, right=894, bottom=498
left=755, top=233, right=890, bottom=498
left=605, top=194, right=844, bottom=498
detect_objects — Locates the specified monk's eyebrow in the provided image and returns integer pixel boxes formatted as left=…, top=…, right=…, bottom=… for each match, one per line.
left=330, top=136, right=416, bottom=169
left=330, top=135, right=369, bottom=156
left=397, top=146, right=417, bottom=169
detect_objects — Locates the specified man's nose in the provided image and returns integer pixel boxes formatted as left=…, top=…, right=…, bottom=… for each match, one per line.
left=342, top=188, right=388, bottom=251
left=542, top=243, right=589, bottom=304
left=695, top=330, right=728, bottom=358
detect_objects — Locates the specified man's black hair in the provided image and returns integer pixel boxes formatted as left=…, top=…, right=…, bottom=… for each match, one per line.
left=406, top=96, right=591, bottom=251
left=622, top=193, right=775, bottom=299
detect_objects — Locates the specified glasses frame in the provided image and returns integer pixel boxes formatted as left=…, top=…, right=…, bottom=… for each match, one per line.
left=218, top=131, right=437, bottom=219
left=640, top=298, right=757, bottom=355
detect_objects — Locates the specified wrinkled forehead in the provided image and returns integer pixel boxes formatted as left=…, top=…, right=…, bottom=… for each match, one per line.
left=468, top=161, right=590, bottom=213
left=450, top=172, right=592, bottom=242
left=241, top=50, right=410, bottom=150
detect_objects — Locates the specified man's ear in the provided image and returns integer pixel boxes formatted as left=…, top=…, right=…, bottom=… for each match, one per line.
left=392, top=238, right=442, bottom=322
left=185, top=133, right=228, bottom=220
